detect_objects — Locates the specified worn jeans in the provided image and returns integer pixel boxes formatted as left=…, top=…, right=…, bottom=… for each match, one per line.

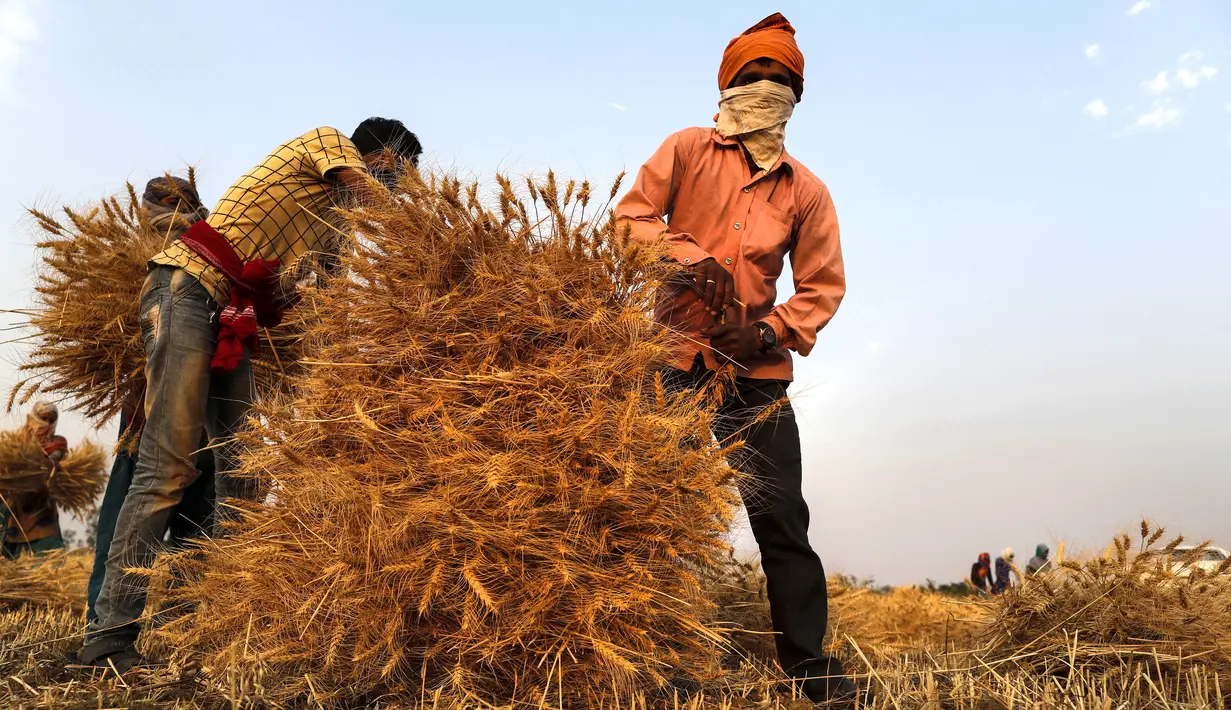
left=85, top=409, right=216, bottom=624
left=666, top=357, right=843, bottom=688
left=84, top=266, right=256, bottom=649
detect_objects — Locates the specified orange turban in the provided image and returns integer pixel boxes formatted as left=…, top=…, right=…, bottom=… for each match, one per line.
left=718, top=13, right=805, bottom=100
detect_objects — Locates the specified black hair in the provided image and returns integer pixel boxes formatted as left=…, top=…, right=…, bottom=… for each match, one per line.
left=351, top=117, right=423, bottom=166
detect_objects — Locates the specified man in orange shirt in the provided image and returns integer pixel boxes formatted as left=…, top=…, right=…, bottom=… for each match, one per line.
left=616, top=14, right=863, bottom=705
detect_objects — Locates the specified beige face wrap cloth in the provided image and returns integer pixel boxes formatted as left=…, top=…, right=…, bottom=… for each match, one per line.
left=715, top=80, right=797, bottom=172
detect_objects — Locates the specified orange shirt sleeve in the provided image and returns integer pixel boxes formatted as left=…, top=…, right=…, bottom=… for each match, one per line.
left=615, top=129, right=713, bottom=266
left=761, top=182, right=845, bottom=356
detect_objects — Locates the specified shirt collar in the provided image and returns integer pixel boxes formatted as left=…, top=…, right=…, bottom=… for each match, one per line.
left=708, top=128, right=797, bottom=177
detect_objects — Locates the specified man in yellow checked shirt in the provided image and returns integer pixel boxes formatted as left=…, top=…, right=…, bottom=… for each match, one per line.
left=80, top=119, right=422, bottom=673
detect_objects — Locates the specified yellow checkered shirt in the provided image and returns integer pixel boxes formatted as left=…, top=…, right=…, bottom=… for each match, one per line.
left=150, top=127, right=365, bottom=305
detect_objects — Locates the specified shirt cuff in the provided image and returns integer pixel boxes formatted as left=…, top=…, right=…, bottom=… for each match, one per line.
left=669, top=241, right=713, bottom=267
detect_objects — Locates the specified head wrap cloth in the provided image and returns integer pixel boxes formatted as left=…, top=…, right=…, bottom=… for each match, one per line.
left=718, top=13, right=805, bottom=101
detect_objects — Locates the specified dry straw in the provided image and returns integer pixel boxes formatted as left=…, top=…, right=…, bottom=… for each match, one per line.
left=6, top=174, right=306, bottom=426
left=157, top=169, right=743, bottom=707
left=0, top=549, right=89, bottom=611
left=706, top=550, right=987, bottom=667
left=3, top=525, right=1231, bottom=708
left=0, top=431, right=106, bottom=516
left=980, top=520, right=1231, bottom=694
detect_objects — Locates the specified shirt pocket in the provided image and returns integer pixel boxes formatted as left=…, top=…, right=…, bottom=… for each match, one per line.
left=741, top=201, right=793, bottom=280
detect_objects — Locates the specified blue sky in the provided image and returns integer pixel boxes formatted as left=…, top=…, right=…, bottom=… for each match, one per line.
left=1, top=0, right=1228, bottom=584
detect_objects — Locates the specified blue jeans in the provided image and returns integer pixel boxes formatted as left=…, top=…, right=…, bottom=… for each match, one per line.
left=85, top=409, right=216, bottom=624
left=84, top=266, right=256, bottom=650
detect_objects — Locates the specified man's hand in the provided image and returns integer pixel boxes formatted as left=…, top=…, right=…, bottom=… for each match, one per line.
left=690, top=257, right=734, bottom=317
left=702, top=323, right=762, bottom=363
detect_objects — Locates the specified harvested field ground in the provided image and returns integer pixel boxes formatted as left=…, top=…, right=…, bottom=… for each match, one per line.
left=2, top=526, right=1228, bottom=709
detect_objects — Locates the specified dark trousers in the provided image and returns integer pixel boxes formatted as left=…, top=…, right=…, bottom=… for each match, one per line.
left=86, top=409, right=216, bottom=624
left=667, top=358, right=840, bottom=683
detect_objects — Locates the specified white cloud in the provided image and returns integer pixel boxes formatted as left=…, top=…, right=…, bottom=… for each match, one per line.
left=1173, top=50, right=1218, bottom=89
left=864, top=341, right=881, bottom=355
left=1136, top=102, right=1181, bottom=129
left=1178, top=50, right=1204, bottom=65
left=1176, top=65, right=1217, bottom=88
left=1085, top=44, right=1100, bottom=59
left=1141, top=71, right=1169, bottom=92
left=0, top=0, right=39, bottom=105
left=607, top=102, right=628, bottom=112
left=1128, top=0, right=1152, bottom=15
left=1083, top=98, right=1109, bottom=119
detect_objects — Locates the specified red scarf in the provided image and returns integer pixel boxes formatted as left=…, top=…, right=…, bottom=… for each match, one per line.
left=42, top=436, right=68, bottom=457
left=178, top=221, right=290, bottom=372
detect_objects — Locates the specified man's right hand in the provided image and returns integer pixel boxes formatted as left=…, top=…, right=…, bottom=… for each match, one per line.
left=690, top=257, right=734, bottom=317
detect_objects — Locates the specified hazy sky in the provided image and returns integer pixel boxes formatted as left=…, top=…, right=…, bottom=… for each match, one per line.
left=1, top=0, right=1228, bottom=585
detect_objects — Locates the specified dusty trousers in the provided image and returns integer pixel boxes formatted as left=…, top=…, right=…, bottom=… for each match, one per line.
left=83, top=266, right=255, bottom=653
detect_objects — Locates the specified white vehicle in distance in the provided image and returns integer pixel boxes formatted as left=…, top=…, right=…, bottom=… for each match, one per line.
left=1169, top=545, right=1230, bottom=577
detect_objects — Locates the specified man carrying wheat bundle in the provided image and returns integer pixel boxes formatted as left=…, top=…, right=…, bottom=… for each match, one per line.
left=616, top=13, right=866, bottom=706
left=1, top=402, right=68, bottom=559
left=80, top=119, right=423, bottom=672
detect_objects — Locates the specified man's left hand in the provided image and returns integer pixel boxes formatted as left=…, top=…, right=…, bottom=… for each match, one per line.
left=701, top=323, right=761, bottom=363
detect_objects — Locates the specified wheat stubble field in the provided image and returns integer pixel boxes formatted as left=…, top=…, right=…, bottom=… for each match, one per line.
left=2, top=523, right=1229, bottom=709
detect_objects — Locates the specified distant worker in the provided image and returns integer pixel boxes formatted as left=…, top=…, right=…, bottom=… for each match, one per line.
left=2, top=402, right=68, bottom=559
left=969, top=552, right=993, bottom=594
left=86, top=176, right=217, bottom=624
left=616, top=13, right=861, bottom=707
left=993, top=548, right=1018, bottom=594
left=1026, top=543, right=1052, bottom=576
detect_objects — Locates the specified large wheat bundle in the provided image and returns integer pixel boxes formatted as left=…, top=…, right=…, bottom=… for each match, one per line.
left=159, top=171, right=742, bottom=707
left=0, top=432, right=107, bottom=517
left=6, top=178, right=308, bottom=425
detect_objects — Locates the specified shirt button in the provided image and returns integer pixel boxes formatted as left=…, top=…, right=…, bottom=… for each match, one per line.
left=743, top=188, right=751, bottom=193
left=724, top=257, right=733, bottom=265
left=734, top=222, right=741, bottom=230
left=682, top=258, right=691, bottom=264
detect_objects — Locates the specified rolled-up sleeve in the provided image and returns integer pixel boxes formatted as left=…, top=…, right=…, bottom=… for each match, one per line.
left=615, top=130, right=712, bottom=266
left=761, top=183, right=845, bottom=356
left=301, top=127, right=366, bottom=180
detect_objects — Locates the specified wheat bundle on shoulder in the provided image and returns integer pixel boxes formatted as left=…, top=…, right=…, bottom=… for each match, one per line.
left=6, top=174, right=307, bottom=426
left=158, top=170, right=743, bottom=706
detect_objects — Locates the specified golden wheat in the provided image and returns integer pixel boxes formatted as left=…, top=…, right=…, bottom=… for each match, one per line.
left=154, top=169, right=743, bottom=707
left=6, top=177, right=308, bottom=426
